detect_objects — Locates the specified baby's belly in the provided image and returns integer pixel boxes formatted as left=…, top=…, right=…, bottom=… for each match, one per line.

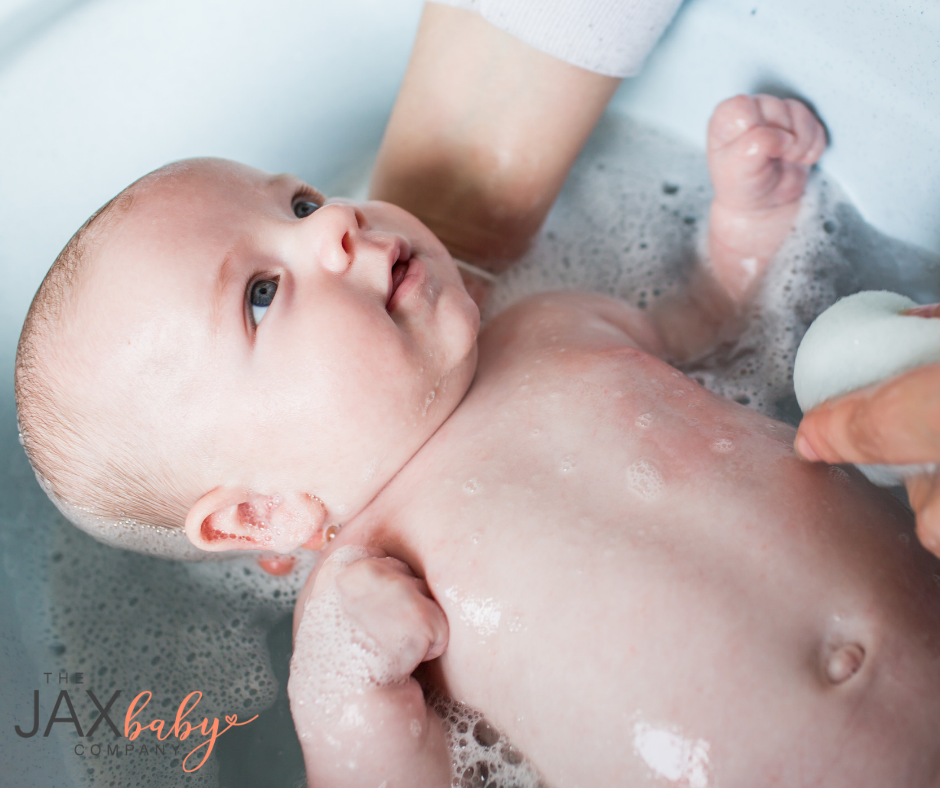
left=378, top=348, right=940, bottom=787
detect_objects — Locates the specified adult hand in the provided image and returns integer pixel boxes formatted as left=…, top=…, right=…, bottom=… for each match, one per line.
left=795, top=354, right=940, bottom=556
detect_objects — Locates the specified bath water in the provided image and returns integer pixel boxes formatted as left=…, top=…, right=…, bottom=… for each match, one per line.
left=4, top=111, right=938, bottom=788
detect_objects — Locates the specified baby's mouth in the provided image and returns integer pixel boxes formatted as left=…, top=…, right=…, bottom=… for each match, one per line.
left=387, top=255, right=412, bottom=310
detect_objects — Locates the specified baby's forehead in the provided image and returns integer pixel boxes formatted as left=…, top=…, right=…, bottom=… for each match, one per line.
left=104, top=160, right=285, bottom=266
left=131, top=159, right=275, bottom=219
left=73, top=164, right=261, bottom=363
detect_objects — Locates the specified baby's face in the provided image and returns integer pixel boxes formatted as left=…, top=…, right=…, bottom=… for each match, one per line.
left=84, top=159, right=479, bottom=535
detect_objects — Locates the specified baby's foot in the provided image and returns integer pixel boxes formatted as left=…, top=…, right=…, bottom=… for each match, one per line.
left=707, top=94, right=827, bottom=302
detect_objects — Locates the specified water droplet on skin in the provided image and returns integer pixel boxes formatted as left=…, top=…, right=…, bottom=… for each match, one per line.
left=828, top=466, right=851, bottom=484
left=422, top=390, right=436, bottom=416
left=507, top=615, right=526, bottom=633
left=626, top=459, right=665, bottom=501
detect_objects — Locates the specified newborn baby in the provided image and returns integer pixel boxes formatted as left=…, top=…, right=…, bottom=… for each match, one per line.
left=15, top=96, right=940, bottom=787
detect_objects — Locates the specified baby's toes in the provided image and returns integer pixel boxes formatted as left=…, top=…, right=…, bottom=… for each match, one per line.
left=707, top=94, right=765, bottom=150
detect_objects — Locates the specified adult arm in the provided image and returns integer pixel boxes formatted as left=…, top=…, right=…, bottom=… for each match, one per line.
left=369, top=2, right=622, bottom=270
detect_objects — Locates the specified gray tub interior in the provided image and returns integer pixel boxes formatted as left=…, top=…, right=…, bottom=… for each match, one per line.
left=1, top=1, right=938, bottom=785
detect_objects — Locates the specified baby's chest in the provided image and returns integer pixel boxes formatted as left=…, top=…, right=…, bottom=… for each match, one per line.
left=464, top=345, right=762, bottom=488
left=401, top=345, right=787, bottom=586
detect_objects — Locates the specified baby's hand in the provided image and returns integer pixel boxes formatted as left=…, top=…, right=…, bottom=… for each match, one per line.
left=706, top=94, right=828, bottom=302
left=288, top=546, right=451, bottom=787
left=708, top=94, right=826, bottom=214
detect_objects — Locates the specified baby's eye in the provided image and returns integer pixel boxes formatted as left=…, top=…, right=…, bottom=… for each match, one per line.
left=249, top=279, right=278, bottom=326
left=293, top=200, right=320, bottom=218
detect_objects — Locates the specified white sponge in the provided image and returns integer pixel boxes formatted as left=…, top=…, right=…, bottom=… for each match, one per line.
left=793, top=290, right=940, bottom=486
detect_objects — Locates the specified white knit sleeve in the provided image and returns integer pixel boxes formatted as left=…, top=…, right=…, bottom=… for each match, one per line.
left=431, top=0, right=683, bottom=77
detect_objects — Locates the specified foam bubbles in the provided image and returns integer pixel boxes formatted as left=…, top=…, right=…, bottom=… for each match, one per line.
left=1, top=488, right=315, bottom=787
left=626, top=459, right=665, bottom=501
left=635, top=412, right=654, bottom=429
left=633, top=719, right=711, bottom=787
left=486, top=113, right=940, bottom=430
left=710, top=438, right=734, bottom=454
left=429, top=692, right=544, bottom=788
left=289, top=546, right=402, bottom=724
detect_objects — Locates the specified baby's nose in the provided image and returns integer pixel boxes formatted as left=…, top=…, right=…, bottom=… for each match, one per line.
left=305, top=202, right=361, bottom=274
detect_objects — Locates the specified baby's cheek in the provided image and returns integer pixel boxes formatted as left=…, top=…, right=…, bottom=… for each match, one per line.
left=437, top=285, right=481, bottom=372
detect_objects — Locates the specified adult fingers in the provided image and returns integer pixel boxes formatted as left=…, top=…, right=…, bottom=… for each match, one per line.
left=907, top=471, right=940, bottom=556
left=795, top=362, right=940, bottom=465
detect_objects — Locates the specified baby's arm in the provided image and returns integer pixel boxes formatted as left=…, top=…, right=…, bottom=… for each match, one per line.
left=632, top=95, right=828, bottom=363
left=288, top=546, right=450, bottom=788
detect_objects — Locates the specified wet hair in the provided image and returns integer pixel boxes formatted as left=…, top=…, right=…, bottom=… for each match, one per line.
left=14, top=186, right=200, bottom=546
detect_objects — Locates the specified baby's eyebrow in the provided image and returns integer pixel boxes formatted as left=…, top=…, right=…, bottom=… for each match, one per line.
left=267, top=172, right=299, bottom=191
left=210, top=247, right=241, bottom=335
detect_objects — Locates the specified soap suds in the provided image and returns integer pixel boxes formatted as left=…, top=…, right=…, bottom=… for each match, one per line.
left=430, top=692, right=544, bottom=788
left=626, top=459, right=666, bottom=501
left=633, top=719, right=711, bottom=787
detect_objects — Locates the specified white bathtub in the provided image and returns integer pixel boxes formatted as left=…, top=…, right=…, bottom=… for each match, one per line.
left=0, top=1, right=937, bottom=785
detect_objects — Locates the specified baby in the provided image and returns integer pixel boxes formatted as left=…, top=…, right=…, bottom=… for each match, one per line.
left=15, top=95, right=940, bottom=787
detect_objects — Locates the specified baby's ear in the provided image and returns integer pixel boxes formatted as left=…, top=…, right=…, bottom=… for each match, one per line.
left=184, top=487, right=327, bottom=554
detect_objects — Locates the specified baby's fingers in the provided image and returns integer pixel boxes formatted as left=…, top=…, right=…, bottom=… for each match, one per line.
left=796, top=363, right=940, bottom=466
left=780, top=99, right=826, bottom=166
left=337, top=558, right=448, bottom=668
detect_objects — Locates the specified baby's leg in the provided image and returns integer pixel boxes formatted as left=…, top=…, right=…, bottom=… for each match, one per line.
left=288, top=546, right=450, bottom=787
left=707, top=94, right=827, bottom=302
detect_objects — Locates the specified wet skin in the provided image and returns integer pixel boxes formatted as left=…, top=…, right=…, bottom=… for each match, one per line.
left=286, top=95, right=940, bottom=786
left=307, top=290, right=940, bottom=787
left=49, top=94, right=936, bottom=783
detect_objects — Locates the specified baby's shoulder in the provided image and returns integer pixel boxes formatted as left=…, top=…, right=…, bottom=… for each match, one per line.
left=480, top=291, right=660, bottom=361
left=475, top=291, right=665, bottom=382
